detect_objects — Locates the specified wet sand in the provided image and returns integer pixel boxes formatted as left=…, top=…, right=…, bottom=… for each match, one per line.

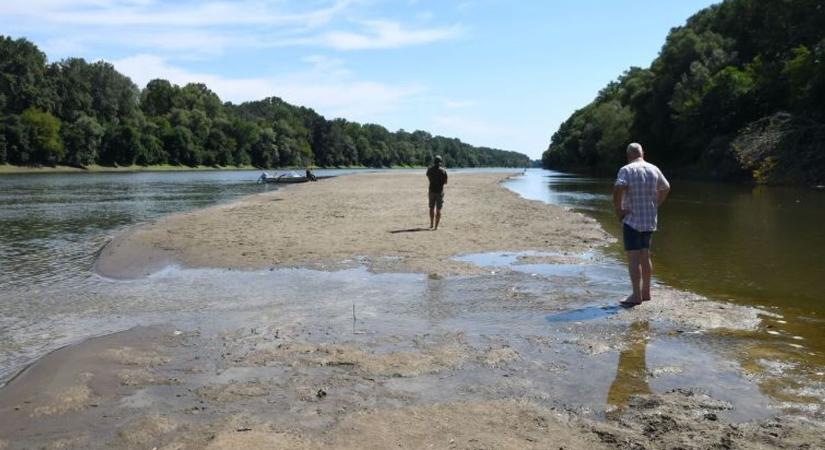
left=3, top=172, right=825, bottom=449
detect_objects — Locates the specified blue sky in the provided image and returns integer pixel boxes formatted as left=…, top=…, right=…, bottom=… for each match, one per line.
left=1, top=0, right=719, bottom=159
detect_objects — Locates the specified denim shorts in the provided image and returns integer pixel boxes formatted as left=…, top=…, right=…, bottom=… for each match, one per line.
left=623, top=223, right=653, bottom=251
left=428, top=191, right=444, bottom=209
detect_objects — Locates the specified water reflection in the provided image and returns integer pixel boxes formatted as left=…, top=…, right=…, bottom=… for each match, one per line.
left=506, top=170, right=825, bottom=316
left=607, top=321, right=652, bottom=409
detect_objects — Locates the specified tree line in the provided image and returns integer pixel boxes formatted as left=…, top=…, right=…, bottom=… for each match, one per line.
left=542, top=0, right=825, bottom=185
left=0, top=36, right=530, bottom=170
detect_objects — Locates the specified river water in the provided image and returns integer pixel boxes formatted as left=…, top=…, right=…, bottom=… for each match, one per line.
left=0, top=168, right=823, bottom=416
left=509, top=169, right=825, bottom=355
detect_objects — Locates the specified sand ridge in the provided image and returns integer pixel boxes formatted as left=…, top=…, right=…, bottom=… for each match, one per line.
left=96, top=172, right=609, bottom=277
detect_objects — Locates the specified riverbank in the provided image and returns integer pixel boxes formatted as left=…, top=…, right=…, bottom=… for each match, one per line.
left=0, top=163, right=437, bottom=175
left=0, top=163, right=260, bottom=174
left=2, top=172, right=823, bottom=449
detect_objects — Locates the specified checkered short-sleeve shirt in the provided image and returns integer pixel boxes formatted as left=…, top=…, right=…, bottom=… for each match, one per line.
left=614, top=159, right=670, bottom=232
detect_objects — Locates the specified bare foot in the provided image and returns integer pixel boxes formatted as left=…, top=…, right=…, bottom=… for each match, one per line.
left=620, top=295, right=642, bottom=307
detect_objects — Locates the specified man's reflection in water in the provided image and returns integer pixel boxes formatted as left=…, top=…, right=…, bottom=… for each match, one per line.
left=607, top=321, right=652, bottom=410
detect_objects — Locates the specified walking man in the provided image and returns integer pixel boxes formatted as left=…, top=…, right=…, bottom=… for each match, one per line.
left=613, top=143, right=670, bottom=306
left=426, top=155, right=448, bottom=230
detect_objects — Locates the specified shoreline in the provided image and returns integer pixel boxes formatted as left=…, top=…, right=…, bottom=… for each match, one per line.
left=0, top=163, right=260, bottom=174
left=0, top=164, right=475, bottom=175
left=2, top=172, right=823, bottom=449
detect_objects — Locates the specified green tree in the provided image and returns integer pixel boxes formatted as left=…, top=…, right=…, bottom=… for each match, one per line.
left=0, top=36, right=51, bottom=114
left=48, top=58, right=94, bottom=121
left=251, top=128, right=278, bottom=168
left=87, top=61, right=139, bottom=123
left=140, top=79, right=177, bottom=117
left=61, top=114, right=103, bottom=166
left=20, top=107, right=63, bottom=164
left=101, top=123, right=142, bottom=166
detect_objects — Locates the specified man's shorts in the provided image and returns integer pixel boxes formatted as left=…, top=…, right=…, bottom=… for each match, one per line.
left=428, top=191, right=444, bottom=209
left=623, top=223, right=653, bottom=251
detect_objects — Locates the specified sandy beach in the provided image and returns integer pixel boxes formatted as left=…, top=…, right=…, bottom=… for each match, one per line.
left=96, top=172, right=607, bottom=277
left=2, top=172, right=824, bottom=449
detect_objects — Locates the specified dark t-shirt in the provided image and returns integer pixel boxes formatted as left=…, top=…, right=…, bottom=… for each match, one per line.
left=426, top=165, right=448, bottom=193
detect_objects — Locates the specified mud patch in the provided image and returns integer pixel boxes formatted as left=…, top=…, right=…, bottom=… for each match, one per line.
left=112, top=415, right=180, bottom=449
left=482, top=347, right=521, bottom=367
left=325, top=400, right=605, bottom=450
left=103, top=347, right=170, bottom=367
left=30, top=378, right=96, bottom=417
left=241, top=337, right=469, bottom=378
left=117, top=368, right=178, bottom=387
left=196, top=381, right=271, bottom=403
left=592, top=389, right=825, bottom=449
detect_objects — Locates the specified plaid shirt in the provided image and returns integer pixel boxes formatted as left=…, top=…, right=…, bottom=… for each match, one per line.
left=614, top=159, right=670, bottom=232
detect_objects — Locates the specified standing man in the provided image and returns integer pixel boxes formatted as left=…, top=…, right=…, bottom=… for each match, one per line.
left=613, top=143, right=670, bottom=306
left=426, top=155, right=448, bottom=230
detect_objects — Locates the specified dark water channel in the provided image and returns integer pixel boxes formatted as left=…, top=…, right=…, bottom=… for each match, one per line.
left=509, top=169, right=825, bottom=313
left=507, top=169, right=825, bottom=354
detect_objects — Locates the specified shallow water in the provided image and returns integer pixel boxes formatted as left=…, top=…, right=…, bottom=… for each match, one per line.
left=505, top=170, right=825, bottom=350
left=505, top=169, right=825, bottom=314
left=0, top=169, right=371, bottom=290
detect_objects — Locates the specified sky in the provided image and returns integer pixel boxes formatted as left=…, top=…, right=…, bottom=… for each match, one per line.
left=1, top=0, right=720, bottom=159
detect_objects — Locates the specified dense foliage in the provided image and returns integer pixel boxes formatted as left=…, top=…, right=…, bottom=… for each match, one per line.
left=0, top=37, right=529, bottom=169
left=542, top=0, right=825, bottom=184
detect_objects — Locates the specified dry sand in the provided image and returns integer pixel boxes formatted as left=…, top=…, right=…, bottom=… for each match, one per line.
left=96, top=172, right=608, bottom=277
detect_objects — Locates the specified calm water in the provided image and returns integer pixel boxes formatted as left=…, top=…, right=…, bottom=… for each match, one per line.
left=0, top=169, right=366, bottom=291
left=508, top=169, right=825, bottom=336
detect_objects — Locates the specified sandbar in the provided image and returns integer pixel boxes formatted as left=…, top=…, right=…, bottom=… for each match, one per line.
left=96, top=172, right=608, bottom=277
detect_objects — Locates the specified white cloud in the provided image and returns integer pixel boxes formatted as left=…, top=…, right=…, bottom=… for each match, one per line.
left=316, top=20, right=464, bottom=50
left=2, top=1, right=463, bottom=56
left=111, top=54, right=426, bottom=121
left=0, top=0, right=356, bottom=28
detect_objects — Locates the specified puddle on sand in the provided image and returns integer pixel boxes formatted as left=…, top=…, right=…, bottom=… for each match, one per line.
left=546, top=305, right=622, bottom=323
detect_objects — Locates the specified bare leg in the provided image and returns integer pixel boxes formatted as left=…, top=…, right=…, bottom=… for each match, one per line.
left=429, top=207, right=435, bottom=229
left=640, top=249, right=652, bottom=301
left=625, top=250, right=642, bottom=304
left=434, top=208, right=441, bottom=230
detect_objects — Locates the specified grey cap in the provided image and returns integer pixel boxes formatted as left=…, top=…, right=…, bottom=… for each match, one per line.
left=434, top=155, right=443, bottom=163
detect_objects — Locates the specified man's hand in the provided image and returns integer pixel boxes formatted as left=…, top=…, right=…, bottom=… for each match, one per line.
left=612, top=185, right=627, bottom=222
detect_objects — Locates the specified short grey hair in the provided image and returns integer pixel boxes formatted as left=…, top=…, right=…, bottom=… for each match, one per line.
left=626, top=142, right=644, bottom=158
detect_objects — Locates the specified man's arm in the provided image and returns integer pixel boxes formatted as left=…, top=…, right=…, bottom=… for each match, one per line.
left=443, top=170, right=448, bottom=185
left=612, top=185, right=627, bottom=221
left=657, top=187, right=670, bottom=207
left=656, top=169, right=670, bottom=207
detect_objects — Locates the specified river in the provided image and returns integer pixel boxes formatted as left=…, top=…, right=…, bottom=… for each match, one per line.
left=0, top=167, right=823, bottom=404
left=509, top=169, right=825, bottom=358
